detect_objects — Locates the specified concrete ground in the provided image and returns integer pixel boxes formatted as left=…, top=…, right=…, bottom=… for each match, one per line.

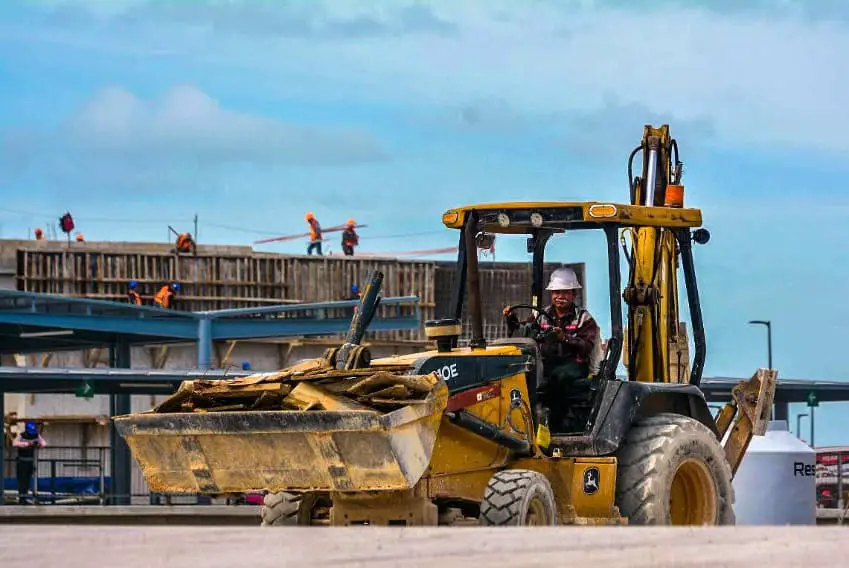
left=0, top=526, right=843, bottom=567
left=0, top=505, right=261, bottom=525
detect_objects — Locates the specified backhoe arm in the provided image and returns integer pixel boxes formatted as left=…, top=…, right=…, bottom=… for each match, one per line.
left=622, top=125, right=777, bottom=479
left=714, top=368, right=778, bottom=477
left=623, top=125, right=687, bottom=384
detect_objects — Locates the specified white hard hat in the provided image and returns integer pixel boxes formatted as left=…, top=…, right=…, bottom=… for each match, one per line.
left=546, top=267, right=581, bottom=291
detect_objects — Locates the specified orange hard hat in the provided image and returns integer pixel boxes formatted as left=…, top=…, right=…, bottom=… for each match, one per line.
left=75, top=233, right=84, bottom=241
left=347, top=218, right=356, bottom=226
left=304, top=212, right=314, bottom=221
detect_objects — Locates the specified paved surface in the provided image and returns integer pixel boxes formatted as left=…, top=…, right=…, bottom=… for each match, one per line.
left=0, top=505, right=259, bottom=517
left=0, top=505, right=260, bottom=525
left=0, top=525, right=844, bottom=567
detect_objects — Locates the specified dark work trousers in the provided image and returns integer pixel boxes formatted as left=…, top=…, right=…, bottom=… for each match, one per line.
left=342, top=244, right=354, bottom=256
left=538, top=358, right=590, bottom=432
left=16, top=458, right=34, bottom=503
left=307, top=241, right=322, bottom=255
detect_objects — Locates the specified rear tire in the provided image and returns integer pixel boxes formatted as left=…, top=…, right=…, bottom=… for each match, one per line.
left=478, top=469, right=558, bottom=526
left=615, top=412, right=735, bottom=526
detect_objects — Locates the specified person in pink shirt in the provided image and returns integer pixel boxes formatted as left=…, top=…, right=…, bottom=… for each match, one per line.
left=13, top=421, right=46, bottom=504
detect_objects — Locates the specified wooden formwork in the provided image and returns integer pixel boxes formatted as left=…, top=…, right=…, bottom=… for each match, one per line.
left=11, top=242, right=584, bottom=343
left=13, top=246, right=437, bottom=342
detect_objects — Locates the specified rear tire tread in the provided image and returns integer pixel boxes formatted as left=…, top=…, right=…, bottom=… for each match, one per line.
left=615, top=412, right=735, bottom=526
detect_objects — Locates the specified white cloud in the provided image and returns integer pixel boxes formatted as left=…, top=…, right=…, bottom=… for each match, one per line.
left=293, top=5, right=849, bottom=156
left=4, top=1, right=849, bottom=158
left=11, top=85, right=387, bottom=169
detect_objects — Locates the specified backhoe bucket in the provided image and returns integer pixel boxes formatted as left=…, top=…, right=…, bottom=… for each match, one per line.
left=112, top=369, right=448, bottom=495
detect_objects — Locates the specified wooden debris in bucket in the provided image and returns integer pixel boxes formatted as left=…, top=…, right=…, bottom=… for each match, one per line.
left=149, top=357, right=435, bottom=415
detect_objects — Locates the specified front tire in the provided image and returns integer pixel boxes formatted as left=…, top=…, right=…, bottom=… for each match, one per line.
left=260, top=492, right=301, bottom=526
left=615, top=413, right=735, bottom=525
left=478, top=469, right=558, bottom=526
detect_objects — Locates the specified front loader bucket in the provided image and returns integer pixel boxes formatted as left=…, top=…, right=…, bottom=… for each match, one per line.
left=112, top=368, right=448, bottom=495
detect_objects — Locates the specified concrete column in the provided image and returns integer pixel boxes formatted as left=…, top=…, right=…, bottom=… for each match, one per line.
left=197, top=317, right=213, bottom=370
left=108, top=340, right=132, bottom=506
left=196, top=317, right=214, bottom=505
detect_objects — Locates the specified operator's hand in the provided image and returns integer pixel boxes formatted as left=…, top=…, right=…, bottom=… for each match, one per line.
left=553, top=328, right=575, bottom=342
left=502, top=305, right=519, bottom=323
left=503, top=305, right=520, bottom=336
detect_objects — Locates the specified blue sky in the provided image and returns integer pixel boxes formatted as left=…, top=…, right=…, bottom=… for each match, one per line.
left=1, top=1, right=848, bottom=445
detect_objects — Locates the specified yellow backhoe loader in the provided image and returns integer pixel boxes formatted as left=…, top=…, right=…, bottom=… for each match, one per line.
left=113, top=124, right=776, bottom=526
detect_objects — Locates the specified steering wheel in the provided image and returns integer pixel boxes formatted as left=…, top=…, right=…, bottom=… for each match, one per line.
left=503, top=304, right=558, bottom=341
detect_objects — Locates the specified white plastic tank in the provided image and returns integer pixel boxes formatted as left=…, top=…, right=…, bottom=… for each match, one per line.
left=731, top=420, right=816, bottom=525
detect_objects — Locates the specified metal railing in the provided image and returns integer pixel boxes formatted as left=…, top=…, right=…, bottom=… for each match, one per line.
left=2, top=445, right=261, bottom=505
left=3, top=446, right=107, bottom=505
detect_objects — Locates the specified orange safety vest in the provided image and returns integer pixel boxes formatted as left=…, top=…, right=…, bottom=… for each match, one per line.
left=308, top=219, right=321, bottom=242
left=154, top=285, right=173, bottom=308
left=176, top=233, right=192, bottom=251
left=128, top=291, right=142, bottom=305
left=342, top=228, right=358, bottom=247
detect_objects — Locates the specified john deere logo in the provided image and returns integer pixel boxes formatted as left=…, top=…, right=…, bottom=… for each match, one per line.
left=582, top=466, right=600, bottom=495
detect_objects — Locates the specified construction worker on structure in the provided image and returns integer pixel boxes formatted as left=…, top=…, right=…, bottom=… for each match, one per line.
left=502, top=266, right=602, bottom=432
left=154, top=282, right=179, bottom=309
left=174, top=232, right=195, bottom=255
left=127, top=281, right=142, bottom=305
left=304, top=212, right=322, bottom=255
left=341, top=219, right=359, bottom=256
left=75, top=233, right=84, bottom=242
left=34, top=228, right=43, bottom=240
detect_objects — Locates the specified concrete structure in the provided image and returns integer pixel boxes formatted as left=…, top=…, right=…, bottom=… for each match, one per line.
left=732, top=420, right=817, bottom=525
left=0, top=289, right=422, bottom=505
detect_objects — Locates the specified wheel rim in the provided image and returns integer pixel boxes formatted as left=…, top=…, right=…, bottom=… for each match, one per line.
left=524, top=496, right=549, bottom=525
left=669, top=458, right=718, bottom=525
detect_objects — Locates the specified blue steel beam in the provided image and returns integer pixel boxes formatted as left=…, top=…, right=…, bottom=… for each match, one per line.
left=0, top=367, right=248, bottom=381
left=0, top=368, right=846, bottom=404
left=202, top=296, right=420, bottom=318
left=0, top=295, right=421, bottom=342
left=0, top=367, right=246, bottom=394
left=0, top=290, right=419, bottom=319
left=0, top=291, right=423, bottom=368
left=0, top=313, right=198, bottom=338
left=0, top=289, right=194, bottom=318
left=210, top=316, right=422, bottom=341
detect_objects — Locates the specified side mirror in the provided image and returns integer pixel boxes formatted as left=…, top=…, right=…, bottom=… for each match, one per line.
left=692, top=228, right=710, bottom=245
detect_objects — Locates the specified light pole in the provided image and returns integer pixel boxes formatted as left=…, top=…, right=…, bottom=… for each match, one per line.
left=749, top=319, right=775, bottom=420
left=748, top=319, right=772, bottom=369
left=796, top=412, right=809, bottom=442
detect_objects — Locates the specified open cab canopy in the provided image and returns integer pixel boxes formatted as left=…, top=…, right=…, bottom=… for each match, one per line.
left=441, top=201, right=703, bottom=234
